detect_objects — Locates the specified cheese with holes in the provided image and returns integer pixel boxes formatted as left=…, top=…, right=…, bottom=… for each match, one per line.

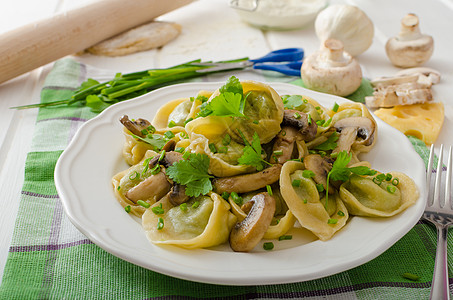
left=374, top=102, right=444, bottom=145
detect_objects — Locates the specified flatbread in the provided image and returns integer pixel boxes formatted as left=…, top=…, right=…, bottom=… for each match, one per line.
left=85, top=21, right=181, bottom=56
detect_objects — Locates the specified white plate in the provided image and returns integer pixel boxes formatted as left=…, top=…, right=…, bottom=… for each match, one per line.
left=55, top=82, right=426, bottom=285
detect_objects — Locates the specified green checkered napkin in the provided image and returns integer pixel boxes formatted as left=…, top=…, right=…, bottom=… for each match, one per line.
left=0, top=58, right=445, bottom=299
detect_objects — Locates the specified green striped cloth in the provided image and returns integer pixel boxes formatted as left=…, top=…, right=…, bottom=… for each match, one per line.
left=0, top=58, right=446, bottom=299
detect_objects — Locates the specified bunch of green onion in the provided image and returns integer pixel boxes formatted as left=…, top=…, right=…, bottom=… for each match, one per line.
left=12, top=58, right=248, bottom=112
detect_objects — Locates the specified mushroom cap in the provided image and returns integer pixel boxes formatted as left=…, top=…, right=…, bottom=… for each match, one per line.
left=303, top=154, right=333, bottom=192
left=229, top=192, right=276, bottom=252
left=282, top=109, right=318, bottom=141
left=334, top=116, right=376, bottom=150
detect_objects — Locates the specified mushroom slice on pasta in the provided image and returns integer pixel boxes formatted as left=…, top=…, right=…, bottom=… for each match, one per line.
left=143, top=192, right=237, bottom=249
left=280, top=161, right=349, bottom=241
left=339, top=172, right=419, bottom=217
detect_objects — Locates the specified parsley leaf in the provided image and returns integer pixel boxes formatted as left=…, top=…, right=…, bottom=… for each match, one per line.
left=130, top=133, right=167, bottom=151
left=165, top=153, right=213, bottom=197
left=281, top=95, right=304, bottom=109
left=237, top=132, right=269, bottom=171
left=313, top=132, right=339, bottom=151
left=198, top=76, right=246, bottom=118
left=325, top=151, right=377, bottom=207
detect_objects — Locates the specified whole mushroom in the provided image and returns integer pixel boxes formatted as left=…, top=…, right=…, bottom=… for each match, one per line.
left=385, top=13, right=434, bottom=68
left=301, top=39, right=362, bottom=97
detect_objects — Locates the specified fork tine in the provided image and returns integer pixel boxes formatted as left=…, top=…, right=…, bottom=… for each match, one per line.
left=447, top=146, right=452, bottom=209
left=434, top=144, right=444, bottom=208
left=427, top=144, right=435, bottom=206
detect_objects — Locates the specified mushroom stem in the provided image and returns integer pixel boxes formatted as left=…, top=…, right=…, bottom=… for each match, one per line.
left=120, top=115, right=151, bottom=137
left=399, top=14, right=422, bottom=41
left=125, top=171, right=171, bottom=203
left=229, top=192, right=276, bottom=252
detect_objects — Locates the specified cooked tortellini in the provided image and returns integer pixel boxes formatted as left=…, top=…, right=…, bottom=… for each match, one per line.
left=113, top=77, right=420, bottom=252
left=143, top=193, right=237, bottom=249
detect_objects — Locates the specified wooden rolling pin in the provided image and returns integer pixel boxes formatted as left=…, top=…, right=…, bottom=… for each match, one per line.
left=0, top=0, right=192, bottom=84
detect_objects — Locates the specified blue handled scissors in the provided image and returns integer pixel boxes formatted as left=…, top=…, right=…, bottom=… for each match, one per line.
left=194, top=48, right=303, bottom=76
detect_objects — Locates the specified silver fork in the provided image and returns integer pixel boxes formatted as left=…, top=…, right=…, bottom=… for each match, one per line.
left=424, top=144, right=453, bottom=299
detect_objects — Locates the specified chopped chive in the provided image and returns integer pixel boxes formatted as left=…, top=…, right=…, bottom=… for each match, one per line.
left=183, top=151, right=190, bottom=159
left=327, top=218, right=338, bottom=224
left=147, top=125, right=156, bottom=134
left=180, top=203, right=188, bottom=211
left=385, top=173, right=393, bottom=181
left=183, top=117, right=193, bottom=126
left=221, top=192, right=230, bottom=200
left=303, top=99, right=308, bottom=103
left=168, top=120, right=177, bottom=128
left=222, top=134, right=231, bottom=146
left=316, top=184, right=325, bottom=192
left=158, top=150, right=166, bottom=162
left=266, top=185, right=273, bottom=196
left=140, top=128, right=148, bottom=136
left=337, top=210, right=345, bottom=216
left=253, top=120, right=259, bottom=124
left=137, top=200, right=150, bottom=208
left=281, top=130, right=287, bottom=136
left=307, top=114, right=312, bottom=125
left=332, top=102, right=339, bottom=112
left=124, top=205, right=131, bottom=213
left=292, top=179, right=301, bottom=187
left=324, top=118, right=332, bottom=127
left=231, top=192, right=243, bottom=205
left=315, top=106, right=321, bottom=110
left=218, top=146, right=228, bottom=154
left=180, top=132, right=189, bottom=139
left=175, top=147, right=185, bottom=153
left=263, top=242, right=274, bottom=250
left=208, top=143, right=217, bottom=153
left=157, top=217, right=164, bottom=230
left=387, top=185, right=396, bottom=194
left=150, top=164, right=161, bottom=175
left=192, top=201, right=200, bottom=208
left=273, top=150, right=283, bottom=156
left=278, top=235, right=292, bottom=241
left=164, top=131, right=175, bottom=139
left=117, top=185, right=121, bottom=191
left=316, top=119, right=325, bottom=126
left=303, top=199, right=308, bottom=204
left=402, top=272, right=420, bottom=281
left=151, top=203, right=164, bottom=215
left=302, top=170, right=315, bottom=178
left=129, top=171, right=140, bottom=180
left=293, top=112, right=301, bottom=119
left=392, top=178, right=399, bottom=186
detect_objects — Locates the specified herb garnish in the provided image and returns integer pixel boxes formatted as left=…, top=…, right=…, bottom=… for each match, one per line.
left=237, top=131, right=269, bottom=171
left=165, top=153, right=213, bottom=197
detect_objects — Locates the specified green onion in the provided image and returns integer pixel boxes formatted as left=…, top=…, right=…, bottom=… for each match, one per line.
left=150, top=164, right=161, bottom=175
left=302, top=170, right=315, bottom=178
left=281, top=130, right=287, bottom=136
left=266, top=185, right=273, bottom=196
left=117, top=185, right=121, bottom=191
left=316, top=119, right=325, bottom=126
left=180, top=203, right=188, bottom=211
left=387, top=185, right=396, bottom=194
left=179, top=132, right=189, bottom=139
left=263, top=242, right=274, bottom=251
left=208, top=143, right=217, bottom=153
left=316, top=184, right=325, bottom=192
left=151, top=203, right=164, bottom=215
left=332, top=102, right=339, bottom=112
left=192, top=201, right=200, bottom=208
left=253, top=120, right=259, bottom=124
left=164, top=131, right=175, bottom=139
left=278, top=235, right=292, bottom=241
left=157, top=217, right=164, bottom=230
left=137, top=200, right=150, bottom=208
left=303, top=199, right=308, bottom=204
left=273, top=150, right=283, bottom=156
left=221, top=192, right=230, bottom=200
left=175, top=147, right=185, bottom=153
left=168, top=120, right=177, bottom=128
left=402, top=272, right=420, bottom=281
left=222, top=134, right=231, bottom=146
left=337, top=211, right=345, bottom=216
left=385, top=173, right=393, bottom=181
left=124, top=205, right=131, bottom=213
left=392, top=178, right=399, bottom=186
left=158, top=150, right=166, bottom=162
left=327, top=218, right=338, bottom=224
left=230, top=192, right=243, bottom=205
left=129, top=171, right=140, bottom=180
left=307, top=114, right=312, bottom=125
left=293, top=112, right=301, bottom=119
left=183, top=118, right=193, bottom=126
left=292, top=179, right=301, bottom=187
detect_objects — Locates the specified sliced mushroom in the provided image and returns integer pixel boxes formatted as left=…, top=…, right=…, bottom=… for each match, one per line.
left=119, top=115, right=151, bottom=137
left=125, top=171, right=171, bottom=203
left=395, top=67, right=441, bottom=86
left=333, top=117, right=375, bottom=153
left=303, top=154, right=334, bottom=193
left=270, top=126, right=299, bottom=164
left=229, top=192, right=276, bottom=252
left=282, top=109, right=318, bottom=141
left=213, top=164, right=282, bottom=194
left=168, top=184, right=190, bottom=206
left=149, top=151, right=184, bottom=168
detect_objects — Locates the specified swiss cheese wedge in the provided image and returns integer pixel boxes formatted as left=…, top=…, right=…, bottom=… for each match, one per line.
left=374, top=102, right=444, bottom=145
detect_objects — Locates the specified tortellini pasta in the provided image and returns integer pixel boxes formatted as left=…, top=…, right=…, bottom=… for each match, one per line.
left=113, top=77, right=420, bottom=252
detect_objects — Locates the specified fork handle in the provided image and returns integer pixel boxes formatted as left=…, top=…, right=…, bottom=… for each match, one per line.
left=431, top=225, right=451, bottom=300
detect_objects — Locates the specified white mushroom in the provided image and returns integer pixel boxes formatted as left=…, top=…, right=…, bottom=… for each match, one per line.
left=126, top=172, right=171, bottom=203
left=385, top=13, right=434, bottom=68
left=333, top=117, right=376, bottom=153
left=301, top=39, right=362, bottom=97
left=395, top=67, right=441, bottom=86
left=229, top=192, right=276, bottom=252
